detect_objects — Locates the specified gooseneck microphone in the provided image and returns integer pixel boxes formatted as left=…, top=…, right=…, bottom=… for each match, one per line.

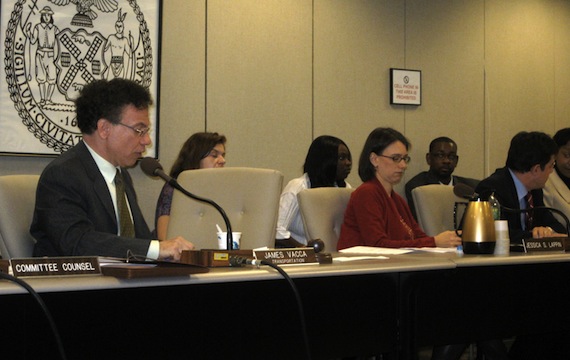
left=500, top=205, right=570, bottom=236
left=140, top=157, right=234, bottom=249
left=453, top=183, right=479, bottom=200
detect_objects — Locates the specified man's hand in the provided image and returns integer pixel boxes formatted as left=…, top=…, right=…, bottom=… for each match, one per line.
left=158, top=236, right=195, bottom=261
left=532, top=226, right=566, bottom=238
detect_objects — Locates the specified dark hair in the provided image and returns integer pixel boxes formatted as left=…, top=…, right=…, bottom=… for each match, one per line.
left=553, top=128, right=570, bottom=148
left=303, top=135, right=351, bottom=188
left=506, top=131, right=557, bottom=172
left=429, top=136, right=457, bottom=152
left=75, top=79, right=153, bottom=134
left=169, top=132, right=227, bottom=178
left=41, top=15, right=54, bottom=25
left=358, top=127, right=410, bottom=182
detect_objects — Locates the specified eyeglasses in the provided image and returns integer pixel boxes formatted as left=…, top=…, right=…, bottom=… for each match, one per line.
left=379, top=154, right=411, bottom=164
left=117, top=122, right=151, bottom=137
left=430, top=153, right=458, bottom=161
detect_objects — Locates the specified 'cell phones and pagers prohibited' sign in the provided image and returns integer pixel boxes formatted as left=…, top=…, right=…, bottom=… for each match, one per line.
left=390, top=68, right=421, bottom=106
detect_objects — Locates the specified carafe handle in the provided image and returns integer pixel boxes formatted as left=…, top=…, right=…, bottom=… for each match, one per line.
left=454, top=201, right=468, bottom=236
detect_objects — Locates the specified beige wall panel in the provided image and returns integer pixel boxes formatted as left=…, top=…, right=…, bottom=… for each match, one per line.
left=554, top=0, right=570, bottom=131
left=404, top=0, right=485, bottom=189
left=314, top=0, right=405, bottom=188
left=134, top=0, right=207, bottom=225
left=206, top=0, right=313, bottom=184
left=2, top=0, right=570, bottom=235
left=485, top=0, right=556, bottom=174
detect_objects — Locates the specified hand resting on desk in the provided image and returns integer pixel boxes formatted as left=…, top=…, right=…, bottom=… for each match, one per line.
left=531, top=226, right=566, bottom=239
left=434, top=230, right=462, bottom=248
left=159, top=236, right=195, bottom=261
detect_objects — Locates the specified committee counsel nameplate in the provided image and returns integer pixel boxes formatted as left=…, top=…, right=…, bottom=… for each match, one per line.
left=10, top=257, right=100, bottom=277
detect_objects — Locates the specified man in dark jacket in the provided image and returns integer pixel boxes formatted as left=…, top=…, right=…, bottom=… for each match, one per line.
left=405, top=136, right=479, bottom=220
left=475, top=131, right=566, bottom=245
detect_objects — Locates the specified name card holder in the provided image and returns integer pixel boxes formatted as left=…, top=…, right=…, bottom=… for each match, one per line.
left=522, top=237, right=570, bottom=253
left=254, top=248, right=317, bottom=265
left=10, top=257, right=101, bottom=277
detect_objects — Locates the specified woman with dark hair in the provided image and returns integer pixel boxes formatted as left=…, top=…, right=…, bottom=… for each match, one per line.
left=337, top=127, right=461, bottom=250
left=275, top=135, right=352, bottom=247
left=154, top=132, right=227, bottom=240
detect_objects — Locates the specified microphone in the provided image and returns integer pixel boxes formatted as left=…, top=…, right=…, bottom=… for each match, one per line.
left=453, top=183, right=479, bottom=200
left=500, top=205, right=570, bottom=236
left=229, top=255, right=266, bottom=267
left=140, top=157, right=234, bottom=250
left=140, top=156, right=178, bottom=185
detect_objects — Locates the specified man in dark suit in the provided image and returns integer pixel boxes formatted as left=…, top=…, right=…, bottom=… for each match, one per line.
left=31, top=78, right=195, bottom=260
left=476, top=131, right=569, bottom=360
left=405, top=136, right=480, bottom=220
left=475, top=131, right=566, bottom=245
left=432, top=132, right=568, bottom=360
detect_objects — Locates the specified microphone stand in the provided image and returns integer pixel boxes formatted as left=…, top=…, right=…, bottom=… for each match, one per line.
left=140, top=158, right=234, bottom=250
left=500, top=205, right=570, bottom=236
left=168, top=180, right=234, bottom=250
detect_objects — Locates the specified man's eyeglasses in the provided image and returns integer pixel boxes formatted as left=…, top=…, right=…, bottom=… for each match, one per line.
left=379, top=154, right=411, bottom=164
left=430, top=153, right=458, bottom=161
left=118, top=122, right=151, bottom=137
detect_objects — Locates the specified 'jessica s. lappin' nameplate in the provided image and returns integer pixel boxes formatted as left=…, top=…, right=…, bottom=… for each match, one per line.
left=10, top=257, right=101, bottom=277
left=522, top=237, right=567, bottom=253
left=254, top=248, right=317, bottom=265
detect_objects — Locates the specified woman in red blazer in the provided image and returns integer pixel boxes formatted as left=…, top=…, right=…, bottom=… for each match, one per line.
left=337, top=127, right=461, bottom=250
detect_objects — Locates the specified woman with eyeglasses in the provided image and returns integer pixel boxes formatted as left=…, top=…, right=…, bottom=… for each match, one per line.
left=154, top=132, right=227, bottom=240
left=275, top=135, right=352, bottom=248
left=337, top=127, right=461, bottom=250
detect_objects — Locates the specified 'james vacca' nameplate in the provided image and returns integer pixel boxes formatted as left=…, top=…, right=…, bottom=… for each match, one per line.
left=10, top=257, right=101, bottom=277
left=254, top=248, right=317, bottom=265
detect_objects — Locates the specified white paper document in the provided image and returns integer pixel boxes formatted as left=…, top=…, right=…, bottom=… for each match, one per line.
left=333, top=255, right=389, bottom=262
left=338, top=246, right=412, bottom=255
left=403, top=247, right=458, bottom=253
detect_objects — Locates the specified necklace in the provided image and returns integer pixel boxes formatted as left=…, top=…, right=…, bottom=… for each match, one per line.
left=399, top=217, right=415, bottom=240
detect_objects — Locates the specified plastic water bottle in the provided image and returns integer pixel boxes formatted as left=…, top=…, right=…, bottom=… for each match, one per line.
left=489, top=192, right=501, bottom=220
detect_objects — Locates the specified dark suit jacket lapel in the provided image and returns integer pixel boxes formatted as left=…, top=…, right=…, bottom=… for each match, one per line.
left=76, top=142, right=118, bottom=227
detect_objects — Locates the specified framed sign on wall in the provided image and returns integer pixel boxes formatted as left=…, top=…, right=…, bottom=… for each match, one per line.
left=390, top=68, right=421, bottom=106
left=0, top=0, right=161, bottom=157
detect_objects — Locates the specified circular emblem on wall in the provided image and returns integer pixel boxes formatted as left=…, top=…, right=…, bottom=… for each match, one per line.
left=3, top=0, right=154, bottom=154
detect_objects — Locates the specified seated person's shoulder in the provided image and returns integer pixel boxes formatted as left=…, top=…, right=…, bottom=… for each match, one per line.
left=457, top=176, right=480, bottom=189
left=474, top=173, right=504, bottom=196
left=405, top=171, right=429, bottom=190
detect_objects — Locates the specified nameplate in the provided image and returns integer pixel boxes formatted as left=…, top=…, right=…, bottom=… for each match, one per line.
left=10, top=257, right=101, bottom=277
left=254, top=248, right=317, bottom=265
left=522, top=237, right=567, bottom=253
